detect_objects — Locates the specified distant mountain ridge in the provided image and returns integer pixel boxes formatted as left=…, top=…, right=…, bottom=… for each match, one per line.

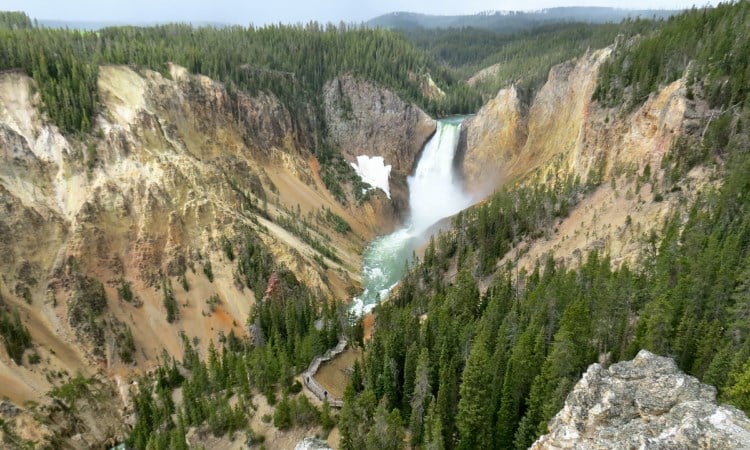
left=367, top=7, right=678, bottom=32
left=37, top=19, right=230, bottom=30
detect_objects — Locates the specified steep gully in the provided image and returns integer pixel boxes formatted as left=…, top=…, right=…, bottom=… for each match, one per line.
left=351, top=116, right=474, bottom=316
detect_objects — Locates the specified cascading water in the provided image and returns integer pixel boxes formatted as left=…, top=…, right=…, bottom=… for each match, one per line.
left=351, top=117, right=474, bottom=316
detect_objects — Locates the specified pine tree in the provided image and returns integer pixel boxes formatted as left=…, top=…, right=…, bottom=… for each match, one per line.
left=409, top=348, right=432, bottom=447
left=456, top=336, right=493, bottom=449
left=726, top=359, right=750, bottom=413
left=435, top=356, right=459, bottom=448
left=321, top=399, right=335, bottom=433
left=424, top=397, right=444, bottom=450
left=366, top=401, right=405, bottom=450
left=402, top=342, right=419, bottom=419
left=273, top=396, right=293, bottom=430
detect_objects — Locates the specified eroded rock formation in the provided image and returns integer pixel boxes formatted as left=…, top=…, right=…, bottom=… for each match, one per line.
left=532, top=350, right=750, bottom=449
left=323, top=75, right=436, bottom=218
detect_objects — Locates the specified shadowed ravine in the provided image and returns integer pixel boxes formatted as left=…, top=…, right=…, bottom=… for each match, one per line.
left=351, top=116, right=474, bottom=315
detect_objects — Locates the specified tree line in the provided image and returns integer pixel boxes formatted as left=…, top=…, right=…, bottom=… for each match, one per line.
left=400, top=19, right=664, bottom=102
left=594, top=1, right=750, bottom=111
left=340, top=2, right=750, bottom=448
left=0, top=14, right=482, bottom=138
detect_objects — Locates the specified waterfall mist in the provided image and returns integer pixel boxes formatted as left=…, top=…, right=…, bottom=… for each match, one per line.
left=351, top=117, right=475, bottom=316
left=407, top=117, right=473, bottom=234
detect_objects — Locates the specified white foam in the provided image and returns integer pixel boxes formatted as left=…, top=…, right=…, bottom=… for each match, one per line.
left=407, top=120, right=474, bottom=234
left=350, top=119, right=477, bottom=317
left=351, top=155, right=392, bottom=199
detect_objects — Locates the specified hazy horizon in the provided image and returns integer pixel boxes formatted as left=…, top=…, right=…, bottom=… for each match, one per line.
left=4, top=0, right=722, bottom=26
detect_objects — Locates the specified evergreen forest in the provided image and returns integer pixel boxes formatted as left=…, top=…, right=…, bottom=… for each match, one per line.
left=1, top=2, right=749, bottom=448
left=339, top=2, right=750, bottom=449
left=0, top=16, right=481, bottom=136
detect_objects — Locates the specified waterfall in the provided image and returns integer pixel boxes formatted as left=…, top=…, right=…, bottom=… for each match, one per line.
left=351, top=117, right=474, bottom=316
left=408, top=117, right=471, bottom=234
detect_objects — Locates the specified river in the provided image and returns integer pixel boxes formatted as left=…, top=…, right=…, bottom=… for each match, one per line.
left=350, top=116, right=474, bottom=316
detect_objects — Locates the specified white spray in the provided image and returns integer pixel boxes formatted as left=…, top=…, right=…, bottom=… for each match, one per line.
left=351, top=118, right=474, bottom=316
left=407, top=119, right=472, bottom=234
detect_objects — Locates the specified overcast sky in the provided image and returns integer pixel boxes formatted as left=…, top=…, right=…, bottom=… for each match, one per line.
left=3, top=0, right=721, bottom=25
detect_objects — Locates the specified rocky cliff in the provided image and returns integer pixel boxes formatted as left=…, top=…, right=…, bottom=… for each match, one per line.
left=459, top=45, right=704, bottom=196
left=458, top=45, right=712, bottom=275
left=0, top=63, right=434, bottom=447
left=324, top=75, right=436, bottom=219
left=458, top=48, right=611, bottom=194
left=456, top=84, right=526, bottom=193
left=532, top=350, right=750, bottom=449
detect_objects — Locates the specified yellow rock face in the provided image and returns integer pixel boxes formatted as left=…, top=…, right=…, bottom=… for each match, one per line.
left=0, top=64, right=425, bottom=430
left=460, top=47, right=712, bottom=280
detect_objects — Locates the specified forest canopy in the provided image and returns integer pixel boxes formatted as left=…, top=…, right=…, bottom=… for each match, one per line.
left=0, top=12, right=482, bottom=136
left=339, top=2, right=750, bottom=449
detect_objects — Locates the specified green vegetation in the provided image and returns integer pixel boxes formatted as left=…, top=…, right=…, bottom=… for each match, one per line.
left=594, top=2, right=750, bottom=111
left=236, top=231, right=276, bottom=299
left=457, top=171, right=584, bottom=276
left=0, top=291, right=32, bottom=364
left=162, top=279, right=179, bottom=323
left=317, top=144, right=373, bottom=204
left=128, top=264, right=345, bottom=448
left=273, top=395, right=321, bottom=430
left=116, top=323, right=136, bottom=364
left=69, top=274, right=108, bottom=322
left=324, top=208, right=353, bottom=235
left=0, top=11, right=33, bottom=29
left=343, top=148, right=750, bottom=447
left=202, top=259, right=214, bottom=282
left=401, top=19, right=662, bottom=101
left=340, top=3, right=750, bottom=448
left=206, top=294, right=221, bottom=313
left=117, top=278, right=134, bottom=302
left=49, top=374, right=93, bottom=408
left=222, top=237, right=235, bottom=261
left=0, top=13, right=478, bottom=138
left=277, top=204, right=342, bottom=264
left=67, top=270, right=108, bottom=357
left=368, top=8, right=676, bottom=32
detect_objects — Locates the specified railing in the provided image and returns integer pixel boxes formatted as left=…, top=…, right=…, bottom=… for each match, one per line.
left=301, top=338, right=347, bottom=408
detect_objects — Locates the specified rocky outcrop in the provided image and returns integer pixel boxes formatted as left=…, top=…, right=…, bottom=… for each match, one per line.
left=459, top=46, right=699, bottom=196
left=409, top=71, right=446, bottom=102
left=459, top=48, right=610, bottom=195
left=166, top=63, right=315, bottom=157
left=323, top=75, right=436, bottom=216
left=456, top=85, right=526, bottom=194
left=532, top=350, right=750, bottom=449
left=0, top=377, right=129, bottom=450
left=466, top=62, right=503, bottom=87
left=295, top=437, right=332, bottom=450
left=458, top=46, right=709, bottom=275
left=0, top=63, right=387, bottom=442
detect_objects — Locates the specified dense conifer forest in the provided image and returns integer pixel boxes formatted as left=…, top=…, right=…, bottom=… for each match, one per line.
left=0, top=14, right=481, bottom=136
left=1, top=2, right=750, bottom=448
left=400, top=20, right=662, bottom=100
left=340, top=2, right=750, bottom=449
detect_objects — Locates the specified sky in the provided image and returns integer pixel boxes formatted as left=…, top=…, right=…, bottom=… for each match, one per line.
left=2, top=0, right=721, bottom=25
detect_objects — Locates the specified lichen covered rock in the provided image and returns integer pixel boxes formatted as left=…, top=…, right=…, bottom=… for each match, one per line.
left=532, top=350, right=750, bottom=449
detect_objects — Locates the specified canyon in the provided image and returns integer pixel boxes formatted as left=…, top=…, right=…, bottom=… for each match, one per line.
left=0, top=26, right=746, bottom=447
